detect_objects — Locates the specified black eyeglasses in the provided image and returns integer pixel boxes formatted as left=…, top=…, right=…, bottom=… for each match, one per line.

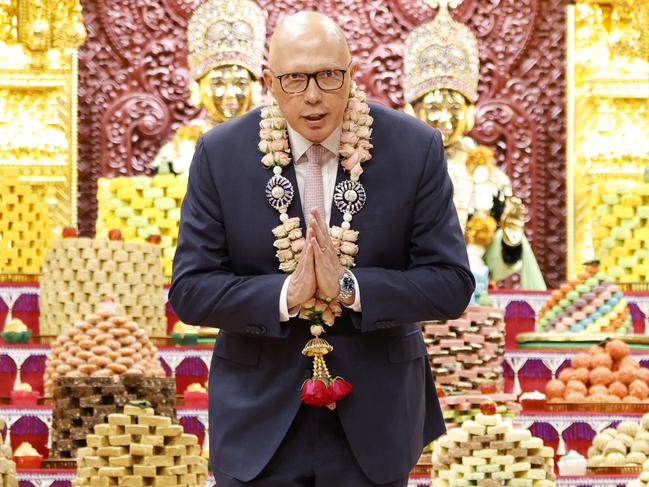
left=273, top=63, right=351, bottom=94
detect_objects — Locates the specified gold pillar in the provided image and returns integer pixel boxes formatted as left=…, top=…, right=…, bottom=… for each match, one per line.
left=0, top=0, right=85, bottom=276
left=566, top=0, right=649, bottom=284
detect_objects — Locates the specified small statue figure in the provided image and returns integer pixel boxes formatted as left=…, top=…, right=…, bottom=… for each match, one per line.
left=403, top=0, right=546, bottom=298
left=153, top=0, right=266, bottom=175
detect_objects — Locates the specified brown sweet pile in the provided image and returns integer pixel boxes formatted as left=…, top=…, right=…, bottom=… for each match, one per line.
left=44, top=306, right=165, bottom=396
left=545, top=339, right=649, bottom=403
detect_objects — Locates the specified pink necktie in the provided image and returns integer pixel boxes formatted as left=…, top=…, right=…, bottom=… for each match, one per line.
left=302, top=144, right=328, bottom=221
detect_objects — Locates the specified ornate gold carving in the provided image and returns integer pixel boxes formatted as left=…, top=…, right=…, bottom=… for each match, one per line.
left=567, top=0, right=649, bottom=280
left=0, top=0, right=85, bottom=275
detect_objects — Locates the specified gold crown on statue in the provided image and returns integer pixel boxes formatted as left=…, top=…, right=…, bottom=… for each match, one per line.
left=403, top=0, right=479, bottom=103
left=187, top=0, right=266, bottom=81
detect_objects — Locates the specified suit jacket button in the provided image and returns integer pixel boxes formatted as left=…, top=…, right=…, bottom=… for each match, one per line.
left=259, top=326, right=267, bottom=335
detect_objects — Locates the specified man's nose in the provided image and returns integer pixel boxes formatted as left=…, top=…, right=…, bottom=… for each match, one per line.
left=303, top=77, right=322, bottom=104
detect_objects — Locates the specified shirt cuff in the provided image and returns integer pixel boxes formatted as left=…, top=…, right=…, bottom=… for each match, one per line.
left=279, top=275, right=301, bottom=322
left=344, top=270, right=362, bottom=312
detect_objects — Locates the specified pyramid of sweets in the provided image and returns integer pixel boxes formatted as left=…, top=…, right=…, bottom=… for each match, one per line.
left=535, top=261, right=631, bottom=334
left=587, top=414, right=649, bottom=469
left=545, top=339, right=649, bottom=404
left=591, top=179, right=649, bottom=283
left=422, top=305, right=505, bottom=394
left=0, top=168, right=52, bottom=274
left=422, top=306, right=518, bottom=426
left=50, top=375, right=176, bottom=460
left=432, top=404, right=556, bottom=486
left=0, top=438, right=18, bottom=487
left=39, top=235, right=166, bottom=337
left=96, top=174, right=187, bottom=276
left=73, top=403, right=207, bottom=487
left=43, top=301, right=166, bottom=396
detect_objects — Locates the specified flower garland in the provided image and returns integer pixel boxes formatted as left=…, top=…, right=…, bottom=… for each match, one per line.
left=260, top=82, right=373, bottom=407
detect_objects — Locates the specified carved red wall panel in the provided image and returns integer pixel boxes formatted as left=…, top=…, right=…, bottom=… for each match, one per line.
left=77, top=0, right=567, bottom=286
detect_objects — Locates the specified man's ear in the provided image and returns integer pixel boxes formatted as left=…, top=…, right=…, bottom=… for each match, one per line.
left=262, top=69, right=275, bottom=97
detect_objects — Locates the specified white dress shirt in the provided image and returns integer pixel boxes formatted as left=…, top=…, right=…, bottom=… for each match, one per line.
left=278, top=124, right=362, bottom=321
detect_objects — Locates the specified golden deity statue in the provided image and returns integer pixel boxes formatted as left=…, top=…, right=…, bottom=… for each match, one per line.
left=403, top=0, right=546, bottom=296
left=153, top=0, right=265, bottom=175
left=0, top=0, right=86, bottom=275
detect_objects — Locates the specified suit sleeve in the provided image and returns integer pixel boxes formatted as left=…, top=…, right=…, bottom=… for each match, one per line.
left=168, top=138, right=289, bottom=338
left=348, top=130, right=475, bottom=333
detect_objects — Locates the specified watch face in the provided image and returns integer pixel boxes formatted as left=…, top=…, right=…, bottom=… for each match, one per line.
left=342, top=275, right=354, bottom=293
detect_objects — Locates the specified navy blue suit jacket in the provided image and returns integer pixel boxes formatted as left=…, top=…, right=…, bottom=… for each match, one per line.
left=169, top=103, right=474, bottom=483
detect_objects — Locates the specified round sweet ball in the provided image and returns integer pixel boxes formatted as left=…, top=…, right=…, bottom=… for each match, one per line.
left=592, top=353, right=614, bottom=369
left=630, top=380, right=649, bottom=400
left=572, top=353, right=592, bottom=370
left=604, top=439, right=627, bottom=454
left=618, top=366, right=637, bottom=385
left=617, top=433, right=634, bottom=449
left=565, top=392, right=586, bottom=402
left=559, top=367, right=575, bottom=383
left=618, top=420, right=640, bottom=438
left=546, top=379, right=566, bottom=399
left=590, top=384, right=609, bottom=396
left=626, top=451, right=647, bottom=465
left=624, top=395, right=641, bottom=403
left=590, top=366, right=615, bottom=386
left=621, top=356, right=641, bottom=369
left=635, top=367, right=649, bottom=385
left=631, top=440, right=649, bottom=454
left=607, top=394, right=622, bottom=403
left=603, top=427, right=618, bottom=437
left=573, top=367, right=590, bottom=383
left=609, top=381, right=628, bottom=399
left=566, top=380, right=588, bottom=396
left=643, top=458, right=649, bottom=470
left=642, top=413, right=649, bottom=431
left=604, top=451, right=626, bottom=466
left=587, top=445, right=600, bottom=458
left=606, top=339, right=631, bottom=361
left=637, top=432, right=649, bottom=443
left=593, top=432, right=614, bottom=450
left=587, top=455, right=604, bottom=467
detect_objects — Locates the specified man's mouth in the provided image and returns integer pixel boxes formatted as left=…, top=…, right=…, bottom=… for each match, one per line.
left=304, top=113, right=326, bottom=122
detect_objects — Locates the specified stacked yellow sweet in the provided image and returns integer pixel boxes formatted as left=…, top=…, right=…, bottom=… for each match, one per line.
left=39, top=238, right=166, bottom=337
left=588, top=415, right=649, bottom=469
left=592, top=180, right=649, bottom=283
left=73, top=404, right=207, bottom=487
left=0, top=168, right=52, bottom=274
left=96, top=175, right=188, bottom=276
left=432, top=409, right=556, bottom=486
left=0, top=438, right=18, bottom=487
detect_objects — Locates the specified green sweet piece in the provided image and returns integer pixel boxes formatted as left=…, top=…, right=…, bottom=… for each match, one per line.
left=115, top=207, right=135, bottom=219
left=143, top=187, right=164, bottom=199
left=131, top=176, right=153, bottom=190
left=601, top=193, right=619, bottom=205
left=154, top=197, right=176, bottom=211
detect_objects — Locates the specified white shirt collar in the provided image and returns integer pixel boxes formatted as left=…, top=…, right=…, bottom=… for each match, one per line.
left=286, top=123, right=341, bottom=162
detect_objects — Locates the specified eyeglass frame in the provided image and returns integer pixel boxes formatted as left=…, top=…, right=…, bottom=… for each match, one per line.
left=271, top=62, right=353, bottom=94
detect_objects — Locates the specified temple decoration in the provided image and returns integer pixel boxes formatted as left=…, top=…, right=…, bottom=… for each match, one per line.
left=403, top=0, right=545, bottom=296
left=0, top=0, right=86, bottom=277
left=95, top=0, right=266, bottom=277
left=566, top=0, right=649, bottom=286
